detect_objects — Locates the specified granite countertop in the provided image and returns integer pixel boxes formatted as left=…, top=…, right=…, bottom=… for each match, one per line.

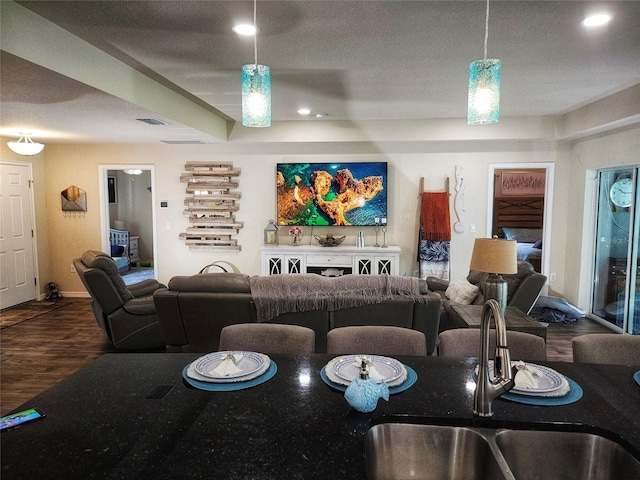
left=1, top=353, right=639, bottom=479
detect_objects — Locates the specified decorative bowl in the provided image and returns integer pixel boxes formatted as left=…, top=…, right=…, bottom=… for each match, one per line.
left=314, top=234, right=346, bottom=247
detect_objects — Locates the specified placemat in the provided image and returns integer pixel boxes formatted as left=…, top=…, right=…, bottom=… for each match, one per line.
left=320, top=365, right=417, bottom=394
left=182, top=361, right=277, bottom=391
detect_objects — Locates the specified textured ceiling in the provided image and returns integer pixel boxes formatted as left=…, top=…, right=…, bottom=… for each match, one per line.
left=1, top=1, right=639, bottom=143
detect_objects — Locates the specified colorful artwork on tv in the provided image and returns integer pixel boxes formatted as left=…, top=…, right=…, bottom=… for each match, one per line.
left=277, top=162, right=388, bottom=226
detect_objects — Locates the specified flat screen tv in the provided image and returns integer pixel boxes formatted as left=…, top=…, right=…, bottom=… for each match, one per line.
left=276, top=162, right=388, bottom=226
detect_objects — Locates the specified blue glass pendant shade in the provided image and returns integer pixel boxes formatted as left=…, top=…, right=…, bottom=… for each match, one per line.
left=242, top=64, right=271, bottom=127
left=467, top=59, right=501, bottom=125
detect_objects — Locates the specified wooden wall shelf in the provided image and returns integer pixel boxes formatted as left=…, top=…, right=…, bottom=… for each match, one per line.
left=179, top=162, right=242, bottom=251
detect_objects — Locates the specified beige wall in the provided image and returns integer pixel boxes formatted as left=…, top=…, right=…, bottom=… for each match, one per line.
left=2, top=119, right=638, bottom=311
left=564, top=126, right=640, bottom=309
left=33, top=139, right=559, bottom=296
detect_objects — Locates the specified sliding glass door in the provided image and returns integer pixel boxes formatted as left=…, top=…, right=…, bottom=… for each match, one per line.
left=592, top=167, right=639, bottom=334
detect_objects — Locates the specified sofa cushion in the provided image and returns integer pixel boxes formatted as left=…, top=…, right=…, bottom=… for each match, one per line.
left=445, top=278, right=480, bottom=305
left=168, top=273, right=251, bottom=293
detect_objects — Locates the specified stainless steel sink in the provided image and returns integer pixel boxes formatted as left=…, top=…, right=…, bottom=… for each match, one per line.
left=365, top=423, right=507, bottom=480
left=366, top=423, right=640, bottom=480
left=494, top=429, right=640, bottom=480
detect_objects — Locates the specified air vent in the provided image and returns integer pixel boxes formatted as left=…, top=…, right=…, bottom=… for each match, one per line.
left=136, top=118, right=166, bottom=125
left=160, top=140, right=207, bottom=144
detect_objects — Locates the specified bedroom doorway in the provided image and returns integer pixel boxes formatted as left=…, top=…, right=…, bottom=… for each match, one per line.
left=487, top=163, right=554, bottom=277
left=98, top=165, right=157, bottom=282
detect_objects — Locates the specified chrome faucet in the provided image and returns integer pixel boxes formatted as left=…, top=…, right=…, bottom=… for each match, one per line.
left=473, top=299, right=515, bottom=417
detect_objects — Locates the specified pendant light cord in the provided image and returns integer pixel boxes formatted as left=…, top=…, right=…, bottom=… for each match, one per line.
left=253, top=0, right=258, bottom=66
left=483, top=0, right=490, bottom=60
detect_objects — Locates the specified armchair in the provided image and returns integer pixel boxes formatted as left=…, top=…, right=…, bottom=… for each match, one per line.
left=428, top=260, right=546, bottom=332
left=73, top=250, right=166, bottom=350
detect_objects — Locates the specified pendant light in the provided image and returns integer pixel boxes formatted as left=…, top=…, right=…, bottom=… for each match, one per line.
left=7, top=133, right=45, bottom=156
left=241, top=0, right=271, bottom=127
left=467, top=0, right=501, bottom=125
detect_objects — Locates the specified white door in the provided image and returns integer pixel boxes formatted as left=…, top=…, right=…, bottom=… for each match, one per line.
left=0, top=162, right=36, bottom=309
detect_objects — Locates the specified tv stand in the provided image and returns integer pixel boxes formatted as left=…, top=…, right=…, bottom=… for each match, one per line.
left=260, top=245, right=400, bottom=276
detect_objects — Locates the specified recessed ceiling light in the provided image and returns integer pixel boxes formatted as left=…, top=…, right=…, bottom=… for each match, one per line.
left=232, top=24, right=257, bottom=36
left=297, top=108, right=311, bottom=115
left=581, top=13, right=612, bottom=27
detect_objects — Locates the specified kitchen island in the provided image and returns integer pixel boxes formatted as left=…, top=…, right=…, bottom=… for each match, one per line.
left=1, top=353, right=639, bottom=479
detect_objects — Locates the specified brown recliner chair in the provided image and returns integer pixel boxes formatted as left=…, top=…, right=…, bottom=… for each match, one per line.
left=428, top=260, right=547, bottom=332
left=73, top=250, right=166, bottom=350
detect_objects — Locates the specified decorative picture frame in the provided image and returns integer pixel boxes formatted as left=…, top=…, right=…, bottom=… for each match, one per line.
left=108, top=176, right=117, bottom=204
left=61, top=186, right=87, bottom=212
left=500, top=171, right=546, bottom=196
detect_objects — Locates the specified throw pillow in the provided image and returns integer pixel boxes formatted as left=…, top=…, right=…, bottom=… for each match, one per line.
left=111, top=245, right=125, bottom=257
left=445, top=278, right=480, bottom=305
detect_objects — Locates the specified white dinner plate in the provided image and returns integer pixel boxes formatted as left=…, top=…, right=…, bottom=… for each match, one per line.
left=327, top=355, right=407, bottom=387
left=488, top=361, right=565, bottom=396
left=193, top=351, right=267, bottom=380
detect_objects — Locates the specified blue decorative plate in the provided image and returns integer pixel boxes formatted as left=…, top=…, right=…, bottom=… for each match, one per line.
left=182, top=361, right=277, bottom=391
left=634, top=371, right=640, bottom=387
left=320, top=365, right=417, bottom=394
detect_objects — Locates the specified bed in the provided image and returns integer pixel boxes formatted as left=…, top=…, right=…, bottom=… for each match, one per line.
left=493, top=197, right=544, bottom=272
left=109, top=228, right=131, bottom=273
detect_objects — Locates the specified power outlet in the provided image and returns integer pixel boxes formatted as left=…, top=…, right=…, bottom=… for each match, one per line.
left=550, top=273, right=557, bottom=282
left=70, top=264, right=76, bottom=273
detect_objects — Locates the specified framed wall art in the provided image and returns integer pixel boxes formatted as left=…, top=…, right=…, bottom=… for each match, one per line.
left=500, top=171, right=546, bottom=196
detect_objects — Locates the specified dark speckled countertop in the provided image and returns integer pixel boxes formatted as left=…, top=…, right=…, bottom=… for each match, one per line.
left=1, top=353, right=639, bottom=479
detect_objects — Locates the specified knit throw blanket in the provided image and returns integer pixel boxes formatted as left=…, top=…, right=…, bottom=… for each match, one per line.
left=250, top=274, right=427, bottom=322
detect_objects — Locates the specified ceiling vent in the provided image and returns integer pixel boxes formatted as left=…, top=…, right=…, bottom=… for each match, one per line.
left=160, top=140, right=207, bottom=144
left=136, top=118, right=166, bottom=125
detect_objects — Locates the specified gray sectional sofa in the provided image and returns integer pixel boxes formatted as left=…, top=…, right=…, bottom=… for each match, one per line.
left=153, top=273, right=442, bottom=354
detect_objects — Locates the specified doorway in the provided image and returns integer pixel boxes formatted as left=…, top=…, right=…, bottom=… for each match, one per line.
left=591, top=166, right=639, bottom=334
left=98, top=165, right=157, bottom=281
left=487, top=163, right=554, bottom=277
left=0, top=162, right=37, bottom=308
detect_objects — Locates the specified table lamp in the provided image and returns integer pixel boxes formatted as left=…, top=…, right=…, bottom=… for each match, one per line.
left=469, top=237, right=517, bottom=314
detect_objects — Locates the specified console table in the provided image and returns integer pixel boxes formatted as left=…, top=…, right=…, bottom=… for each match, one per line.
left=260, top=245, right=400, bottom=276
left=450, top=304, right=547, bottom=341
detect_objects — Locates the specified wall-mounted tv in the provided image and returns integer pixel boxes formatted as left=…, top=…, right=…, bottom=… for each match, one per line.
left=276, top=162, right=388, bottom=226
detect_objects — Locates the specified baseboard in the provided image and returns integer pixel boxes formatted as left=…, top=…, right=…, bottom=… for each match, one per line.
left=58, top=292, right=92, bottom=298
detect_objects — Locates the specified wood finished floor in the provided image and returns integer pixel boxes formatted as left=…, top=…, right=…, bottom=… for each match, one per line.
left=1, top=298, right=615, bottom=416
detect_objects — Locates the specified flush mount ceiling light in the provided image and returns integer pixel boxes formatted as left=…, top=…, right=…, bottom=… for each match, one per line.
left=233, top=23, right=258, bottom=36
left=581, top=13, right=612, bottom=27
left=7, top=132, right=45, bottom=156
left=124, top=169, right=143, bottom=175
left=241, top=0, right=271, bottom=127
left=297, top=108, right=311, bottom=116
left=467, top=0, right=501, bottom=125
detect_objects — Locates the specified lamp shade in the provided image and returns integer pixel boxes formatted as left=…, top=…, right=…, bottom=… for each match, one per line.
left=242, top=64, right=271, bottom=127
left=7, top=133, right=45, bottom=156
left=469, top=238, right=517, bottom=274
left=467, top=59, right=501, bottom=125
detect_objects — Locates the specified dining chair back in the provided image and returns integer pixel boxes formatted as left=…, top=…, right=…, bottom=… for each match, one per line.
left=572, top=333, right=640, bottom=365
left=327, top=326, right=427, bottom=356
left=219, top=323, right=315, bottom=355
left=438, top=328, right=546, bottom=361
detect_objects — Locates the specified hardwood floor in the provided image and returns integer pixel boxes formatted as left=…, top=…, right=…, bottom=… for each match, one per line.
left=0, top=298, right=616, bottom=416
left=1, top=298, right=116, bottom=416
